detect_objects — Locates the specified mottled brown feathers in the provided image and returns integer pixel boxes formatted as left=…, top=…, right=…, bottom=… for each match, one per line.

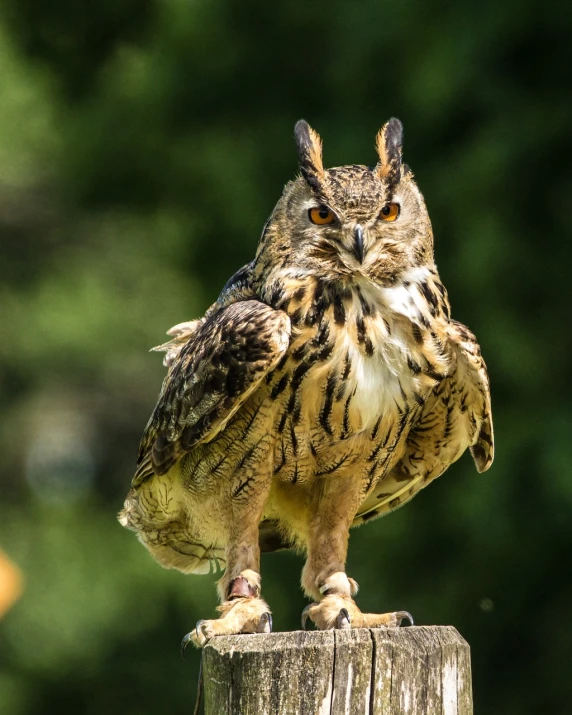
left=354, top=315, right=494, bottom=524
left=133, top=301, right=291, bottom=484
left=375, top=117, right=403, bottom=190
left=449, top=319, right=494, bottom=473
left=294, top=119, right=325, bottom=194
left=121, top=119, right=494, bottom=622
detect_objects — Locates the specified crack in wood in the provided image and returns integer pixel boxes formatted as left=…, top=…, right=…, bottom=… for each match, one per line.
left=201, top=626, right=472, bottom=714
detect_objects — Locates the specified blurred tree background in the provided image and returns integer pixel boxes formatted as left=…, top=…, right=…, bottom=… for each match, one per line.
left=0, top=0, right=570, bottom=713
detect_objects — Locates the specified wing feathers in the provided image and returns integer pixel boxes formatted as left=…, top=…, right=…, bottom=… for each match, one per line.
left=448, top=319, right=494, bottom=472
left=133, top=300, right=290, bottom=486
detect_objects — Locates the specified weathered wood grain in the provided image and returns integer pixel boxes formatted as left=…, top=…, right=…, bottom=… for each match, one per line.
left=331, top=629, right=372, bottom=714
left=202, top=626, right=472, bottom=715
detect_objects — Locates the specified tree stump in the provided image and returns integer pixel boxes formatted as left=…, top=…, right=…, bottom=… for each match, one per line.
left=202, top=626, right=472, bottom=714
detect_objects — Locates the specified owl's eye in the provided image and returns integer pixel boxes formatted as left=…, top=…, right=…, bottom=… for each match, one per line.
left=309, top=205, right=335, bottom=225
left=380, top=203, right=400, bottom=222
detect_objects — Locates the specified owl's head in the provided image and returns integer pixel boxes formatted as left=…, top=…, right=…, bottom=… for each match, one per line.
left=257, top=119, right=434, bottom=285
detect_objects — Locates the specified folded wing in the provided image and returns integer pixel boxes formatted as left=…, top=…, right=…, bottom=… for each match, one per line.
left=133, top=300, right=291, bottom=486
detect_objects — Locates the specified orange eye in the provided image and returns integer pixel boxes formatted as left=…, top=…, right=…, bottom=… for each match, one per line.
left=380, top=203, right=400, bottom=222
left=309, top=205, right=335, bottom=225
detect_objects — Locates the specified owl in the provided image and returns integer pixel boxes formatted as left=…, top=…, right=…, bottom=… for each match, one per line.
left=119, top=119, right=494, bottom=648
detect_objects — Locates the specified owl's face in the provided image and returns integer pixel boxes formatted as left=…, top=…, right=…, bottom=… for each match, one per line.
left=258, top=120, right=434, bottom=286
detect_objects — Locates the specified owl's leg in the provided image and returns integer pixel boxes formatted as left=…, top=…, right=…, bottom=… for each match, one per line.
left=184, top=479, right=272, bottom=649
left=300, top=475, right=413, bottom=631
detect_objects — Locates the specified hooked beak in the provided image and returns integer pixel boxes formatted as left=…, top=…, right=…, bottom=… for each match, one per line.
left=353, top=224, right=364, bottom=264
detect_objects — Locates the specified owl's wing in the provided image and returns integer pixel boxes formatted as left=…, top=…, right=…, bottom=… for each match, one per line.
left=133, top=300, right=291, bottom=486
left=149, top=262, right=257, bottom=368
left=402, top=318, right=494, bottom=474
left=151, top=319, right=205, bottom=366
left=447, top=319, right=494, bottom=472
left=354, top=319, right=494, bottom=524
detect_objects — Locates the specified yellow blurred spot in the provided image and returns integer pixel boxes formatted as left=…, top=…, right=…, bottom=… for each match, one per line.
left=0, top=549, right=23, bottom=618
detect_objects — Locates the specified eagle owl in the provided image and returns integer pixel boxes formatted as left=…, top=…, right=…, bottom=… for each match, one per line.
left=119, top=119, right=494, bottom=648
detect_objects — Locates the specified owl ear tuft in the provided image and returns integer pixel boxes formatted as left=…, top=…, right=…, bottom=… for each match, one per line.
left=294, top=119, right=325, bottom=192
left=375, top=118, right=403, bottom=190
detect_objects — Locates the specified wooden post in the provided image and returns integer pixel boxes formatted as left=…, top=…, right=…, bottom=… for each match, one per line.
left=202, top=626, right=472, bottom=714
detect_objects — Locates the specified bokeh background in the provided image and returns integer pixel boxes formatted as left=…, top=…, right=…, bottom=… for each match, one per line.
left=0, top=1, right=570, bottom=713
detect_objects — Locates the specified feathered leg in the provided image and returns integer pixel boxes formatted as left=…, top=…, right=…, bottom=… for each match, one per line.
left=184, top=469, right=273, bottom=649
left=300, top=474, right=413, bottom=631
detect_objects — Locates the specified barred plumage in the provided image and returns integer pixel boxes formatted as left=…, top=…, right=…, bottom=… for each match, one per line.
left=119, top=119, right=494, bottom=644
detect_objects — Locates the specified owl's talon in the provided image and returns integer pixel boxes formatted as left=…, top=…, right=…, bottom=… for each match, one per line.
left=181, top=619, right=211, bottom=651
left=196, top=619, right=206, bottom=639
left=180, top=630, right=195, bottom=657
left=257, top=612, right=273, bottom=633
left=301, top=604, right=314, bottom=630
left=395, top=611, right=414, bottom=626
left=302, top=592, right=414, bottom=630
left=183, top=596, right=271, bottom=647
left=336, top=608, right=351, bottom=629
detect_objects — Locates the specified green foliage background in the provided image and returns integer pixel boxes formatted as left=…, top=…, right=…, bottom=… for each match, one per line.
left=0, top=1, right=570, bottom=713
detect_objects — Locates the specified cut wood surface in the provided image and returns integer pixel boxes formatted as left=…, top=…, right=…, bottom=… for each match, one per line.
left=202, top=625, right=472, bottom=714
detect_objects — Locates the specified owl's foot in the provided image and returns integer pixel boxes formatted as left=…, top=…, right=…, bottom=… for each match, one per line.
left=301, top=594, right=413, bottom=631
left=182, top=596, right=272, bottom=651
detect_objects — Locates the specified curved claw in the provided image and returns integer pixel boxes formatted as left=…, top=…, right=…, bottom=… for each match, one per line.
left=336, top=607, right=351, bottom=629
left=181, top=619, right=208, bottom=657
left=180, top=631, right=194, bottom=658
left=257, top=612, right=273, bottom=634
left=301, top=604, right=313, bottom=630
left=195, top=619, right=206, bottom=639
left=396, top=611, right=414, bottom=626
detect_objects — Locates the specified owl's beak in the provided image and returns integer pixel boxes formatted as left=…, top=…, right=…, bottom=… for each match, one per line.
left=353, top=224, right=364, bottom=264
